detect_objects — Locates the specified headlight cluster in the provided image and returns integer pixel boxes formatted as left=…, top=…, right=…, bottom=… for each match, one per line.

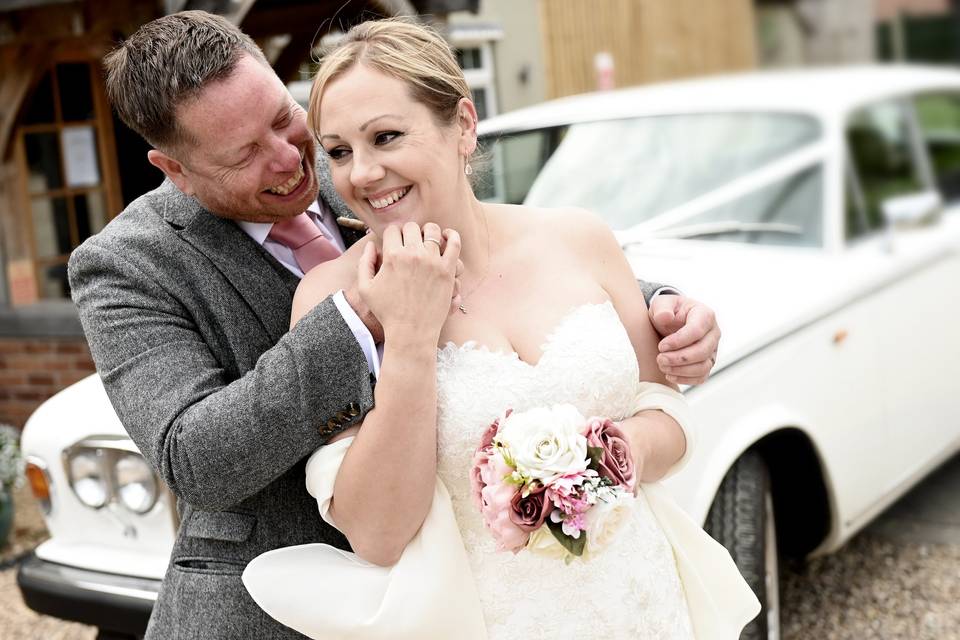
left=64, top=438, right=159, bottom=514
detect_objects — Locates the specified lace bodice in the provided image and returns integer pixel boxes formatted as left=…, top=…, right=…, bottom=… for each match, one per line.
left=435, top=302, right=695, bottom=639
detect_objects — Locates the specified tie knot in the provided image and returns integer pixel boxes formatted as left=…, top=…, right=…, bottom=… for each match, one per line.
left=268, top=213, right=323, bottom=250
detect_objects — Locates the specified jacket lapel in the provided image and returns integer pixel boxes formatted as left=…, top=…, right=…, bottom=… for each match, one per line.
left=160, top=182, right=297, bottom=344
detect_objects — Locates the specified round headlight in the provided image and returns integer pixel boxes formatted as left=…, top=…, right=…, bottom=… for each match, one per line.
left=69, top=452, right=108, bottom=509
left=114, top=454, right=158, bottom=514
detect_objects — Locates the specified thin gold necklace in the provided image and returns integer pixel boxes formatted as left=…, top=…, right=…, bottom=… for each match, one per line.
left=458, top=210, right=491, bottom=314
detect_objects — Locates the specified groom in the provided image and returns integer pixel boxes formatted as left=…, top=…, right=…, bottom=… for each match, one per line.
left=69, top=11, right=722, bottom=639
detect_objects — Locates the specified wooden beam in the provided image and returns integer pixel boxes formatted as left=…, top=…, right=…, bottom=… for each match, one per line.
left=0, top=44, right=52, bottom=159
left=241, top=2, right=379, bottom=38
left=0, top=0, right=77, bottom=12
left=270, top=33, right=315, bottom=84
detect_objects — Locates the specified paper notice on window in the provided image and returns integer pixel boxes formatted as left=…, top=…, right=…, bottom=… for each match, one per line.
left=61, top=126, right=100, bottom=187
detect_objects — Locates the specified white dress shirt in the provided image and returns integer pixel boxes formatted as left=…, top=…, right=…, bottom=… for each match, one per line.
left=237, top=200, right=381, bottom=378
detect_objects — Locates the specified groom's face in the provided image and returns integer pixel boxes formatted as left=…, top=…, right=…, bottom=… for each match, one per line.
left=161, top=55, right=319, bottom=223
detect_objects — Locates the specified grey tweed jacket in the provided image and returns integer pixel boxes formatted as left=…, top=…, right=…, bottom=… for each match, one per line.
left=68, top=158, right=668, bottom=639
left=68, top=161, right=374, bottom=639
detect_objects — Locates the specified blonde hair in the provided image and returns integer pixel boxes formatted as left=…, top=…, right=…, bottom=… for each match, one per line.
left=308, top=18, right=472, bottom=134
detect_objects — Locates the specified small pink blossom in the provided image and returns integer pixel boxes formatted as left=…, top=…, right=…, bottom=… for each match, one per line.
left=546, top=473, right=591, bottom=516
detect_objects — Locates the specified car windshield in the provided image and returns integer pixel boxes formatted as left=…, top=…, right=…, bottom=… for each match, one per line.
left=479, top=112, right=825, bottom=247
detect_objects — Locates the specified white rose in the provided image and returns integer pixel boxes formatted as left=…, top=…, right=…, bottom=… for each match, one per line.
left=525, top=525, right=569, bottom=560
left=582, top=490, right=634, bottom=560
left=495, top=405, right=588, bottom=484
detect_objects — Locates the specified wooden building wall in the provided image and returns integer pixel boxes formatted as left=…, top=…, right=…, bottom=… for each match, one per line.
left=538, top=0, right=757, bottom=99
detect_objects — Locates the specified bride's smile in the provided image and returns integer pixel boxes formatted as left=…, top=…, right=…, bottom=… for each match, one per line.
left=317, top=64, right=479, bottom=241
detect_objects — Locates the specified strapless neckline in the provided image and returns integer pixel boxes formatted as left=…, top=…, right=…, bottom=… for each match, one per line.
left=437, top=300, right=614, bottom=369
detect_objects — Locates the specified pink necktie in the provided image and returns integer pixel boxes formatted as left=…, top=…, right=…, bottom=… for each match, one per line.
left=268, top=213, right=342, bottom=273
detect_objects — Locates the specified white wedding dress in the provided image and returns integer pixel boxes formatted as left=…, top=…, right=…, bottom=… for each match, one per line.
left=244, top=302, right=760, bottom=639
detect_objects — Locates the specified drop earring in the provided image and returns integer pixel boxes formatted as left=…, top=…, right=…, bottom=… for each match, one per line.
left=464, top=163, right=474, bottom=176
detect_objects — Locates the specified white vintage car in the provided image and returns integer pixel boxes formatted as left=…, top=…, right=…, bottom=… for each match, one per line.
left=19, top=66, right=960, bottom=640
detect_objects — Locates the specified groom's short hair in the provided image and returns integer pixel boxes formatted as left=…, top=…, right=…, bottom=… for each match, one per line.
left=103, top=10, right=269, bottom=152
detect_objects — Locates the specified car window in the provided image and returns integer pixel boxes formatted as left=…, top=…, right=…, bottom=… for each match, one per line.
left=914, top=91, right=960, bottom=202
left=653, top=164, right=824, bottom=247
left=475, top=128, right=564, bottom=204
left=478, top=113, right=821, bottom=222
left=525, top=113, right=820, bottom=230
left=846, top=100, right=926, bottom=241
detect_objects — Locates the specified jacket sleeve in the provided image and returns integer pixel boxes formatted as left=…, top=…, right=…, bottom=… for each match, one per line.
left=68, top=238, right=374, bottom=511
left=636, top=280, right=676, bottom=306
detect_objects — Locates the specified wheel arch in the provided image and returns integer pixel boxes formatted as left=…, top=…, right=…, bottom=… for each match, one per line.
left=750, top=427, right=832, bottom=559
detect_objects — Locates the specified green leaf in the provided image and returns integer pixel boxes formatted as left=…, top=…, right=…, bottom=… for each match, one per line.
left=546, top=517, right=586, bottom=558
left=587, top=446, right=604, bottom=472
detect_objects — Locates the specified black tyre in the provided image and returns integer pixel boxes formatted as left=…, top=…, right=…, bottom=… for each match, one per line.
left=704, top=451, right=779, bottom=640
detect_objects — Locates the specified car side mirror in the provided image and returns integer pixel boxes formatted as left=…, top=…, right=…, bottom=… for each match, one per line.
left=881, top=190, right=942, bottom=227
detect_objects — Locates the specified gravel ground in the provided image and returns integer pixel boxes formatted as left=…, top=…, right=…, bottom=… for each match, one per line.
left=781, top=535, right=960, bottom=640
left=1, top=483, right=958, bottom=639
left=0, top=484, right=95, bottom=640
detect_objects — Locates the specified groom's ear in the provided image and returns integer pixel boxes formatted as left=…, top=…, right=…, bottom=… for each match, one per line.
left=148, top=149, right=196, bottom=197
left=456, top=97, right=479, bottom=157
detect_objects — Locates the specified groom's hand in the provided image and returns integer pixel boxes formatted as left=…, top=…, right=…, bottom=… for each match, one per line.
left=343, top=282, right=385, bottom=343
left=649, top=294, right=720, bottom=385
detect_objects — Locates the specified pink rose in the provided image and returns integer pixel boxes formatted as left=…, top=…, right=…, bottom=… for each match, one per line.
left=470, top=414, right=507, bottom=510
left=584, top=418, right=636, bottom=491
left=478, top=415, right=502, bottom=451
left=470, top=448, right=490, bottom=511
left=480, top=474, right=529, bottom=553
left=509, top=485, right=549, bottom=532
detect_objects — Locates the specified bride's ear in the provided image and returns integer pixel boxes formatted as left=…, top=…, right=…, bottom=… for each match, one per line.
left=456, top=98, right=479, bottom=157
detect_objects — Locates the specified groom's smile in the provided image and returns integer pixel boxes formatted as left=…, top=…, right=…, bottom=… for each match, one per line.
left=154, top=54, right=320, bottom=224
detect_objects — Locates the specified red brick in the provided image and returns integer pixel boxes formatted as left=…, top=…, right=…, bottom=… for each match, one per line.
left=0, top=400, right=41, bottom=420
left=55, top=342, right=87, bottom=355
left=74, top=359, right=96, bottom=371
left=13, top=389, right=47, bottom=401
left=24, top=342, right=53, bottom=354
left=0, top=341, right=24, bottom=354
left=0, top=372, right=27, bottom=386
left=27, top=373, right=55, bottom=385
left=56, top=371, right=91, bottom=387
left=38, top=359, right=72, bottom=371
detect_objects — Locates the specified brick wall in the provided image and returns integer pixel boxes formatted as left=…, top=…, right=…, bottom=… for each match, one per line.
left=0, top=337, right=95, bottom=429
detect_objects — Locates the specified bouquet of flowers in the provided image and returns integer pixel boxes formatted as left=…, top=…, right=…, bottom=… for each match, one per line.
left=470, top=405, right=636, bottom=562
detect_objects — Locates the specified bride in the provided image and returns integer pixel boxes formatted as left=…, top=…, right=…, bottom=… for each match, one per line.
left=244, top=18, right=758, bottom=639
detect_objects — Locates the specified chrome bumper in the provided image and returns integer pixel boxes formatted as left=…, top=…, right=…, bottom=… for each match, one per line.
left=17, top=552, right=159, bottom=635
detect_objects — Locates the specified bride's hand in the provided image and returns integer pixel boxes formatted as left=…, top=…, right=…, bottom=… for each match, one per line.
left=358, top=222, right=461, bottom=343
left=617, top=411, right=685, bottom=484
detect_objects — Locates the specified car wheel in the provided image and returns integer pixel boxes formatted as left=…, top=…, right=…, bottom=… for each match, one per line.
left=705, top=451, right=780, bottom=640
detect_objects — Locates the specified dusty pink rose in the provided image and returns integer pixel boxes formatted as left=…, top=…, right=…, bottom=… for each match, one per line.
left=479, top=462, right=529, bottom=552
left=509, top=485, right=549, bottom=532
left=584, top=418, right=636, bottom=491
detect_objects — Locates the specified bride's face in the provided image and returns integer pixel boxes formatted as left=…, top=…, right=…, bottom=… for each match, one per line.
left=316, top=64, right=472, bottom=237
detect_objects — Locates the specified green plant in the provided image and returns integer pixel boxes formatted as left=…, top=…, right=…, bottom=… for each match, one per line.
left=0, top=424, right=24, bottom=494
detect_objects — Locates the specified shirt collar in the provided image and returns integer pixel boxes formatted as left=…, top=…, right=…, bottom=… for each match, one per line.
left=236, top=200, right=325, bottom=247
